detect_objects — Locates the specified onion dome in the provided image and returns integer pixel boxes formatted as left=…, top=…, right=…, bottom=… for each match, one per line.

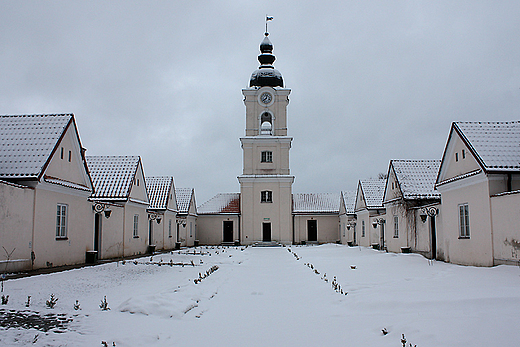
left=249, top=33, right=284, bottom=88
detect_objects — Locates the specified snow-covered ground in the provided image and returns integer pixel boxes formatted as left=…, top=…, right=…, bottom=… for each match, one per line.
left=1, top=244, right=519, bottom=346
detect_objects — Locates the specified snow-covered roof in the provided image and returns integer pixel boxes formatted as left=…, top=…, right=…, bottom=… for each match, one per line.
left=292, top=193, right=340, bottom=213
left=44, top=175, right=91, bottom=192
left=86, top=156, right=140, bottom=199
left=360, top=179, right=385, bottom=209
left=342, top=190, right=356, bottom=214
left=147, top=176, right=174, bottom=210
left=455, top=121, right=520, bottom=171
left=391, top=160, right=441, bottom=199
left=0, top=114, right=72, bottom=179
left=198, top=193, right=240, bottom=214
left=176, top=188, right=194, bottom=214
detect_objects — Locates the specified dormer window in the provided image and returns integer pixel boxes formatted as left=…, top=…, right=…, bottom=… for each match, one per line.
left=261, top=151, right=273, bottom=163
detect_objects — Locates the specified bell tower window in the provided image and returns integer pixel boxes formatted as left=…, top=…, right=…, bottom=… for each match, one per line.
left=261, top=151, right=273, bottom=163
left=261, top=190, right=273, bottom=203
left=260, top=112, right=273, bottom=135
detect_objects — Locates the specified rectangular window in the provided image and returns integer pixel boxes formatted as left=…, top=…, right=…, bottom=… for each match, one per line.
left=56, top=204, right=68, bottom=238
left=190, top=222, right=193, bottom=237
left=362, top=220, right=365, bottom=237
left=168, top=219, right=172, bottom=238
left=459, top=203, right=470, bottom=238
left=455, top=152, right=459, bottom=162
left=393, top=215, right=399, bottom=238
left=261, top=190, right=273, bottom=203
left=68, top=150, right=72, bottom=162
left=462, top=149, right=466, bottom=159
left=261, top=151, right=273, bottom=163
left=133, top=214, right=139, bottom=238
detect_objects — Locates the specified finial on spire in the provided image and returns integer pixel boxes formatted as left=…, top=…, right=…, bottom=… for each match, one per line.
left=265, top=15, right=273, bottom=36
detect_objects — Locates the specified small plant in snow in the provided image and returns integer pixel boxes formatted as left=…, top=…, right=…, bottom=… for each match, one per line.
left=401, top=333, right=417, bottom=347
left=100, top=296, right=110, bottom=310
left=1, top=294, right=9, bottom=305
left=46, top=294, right=58, bottom=308
left=74, top=300, right=81, bottom=310
left=25, top=295, right=31, bottom=307
left=381, top=327, right=388, bottom=335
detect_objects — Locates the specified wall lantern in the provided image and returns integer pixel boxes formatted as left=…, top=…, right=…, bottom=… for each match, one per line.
left=93, top=203, right=111, bottom=219
left=420, top=207, right=439, bottom=223
left=148, top=213, right=162, bottom=224
left=346, top=221, right=357, bottom=230
left=372, top=218, right=385, bottom=228
left=176, top=218, right=187, bottom=228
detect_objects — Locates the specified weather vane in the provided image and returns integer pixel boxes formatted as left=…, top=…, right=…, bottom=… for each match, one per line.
left=265, top=15, right=273, bottom=35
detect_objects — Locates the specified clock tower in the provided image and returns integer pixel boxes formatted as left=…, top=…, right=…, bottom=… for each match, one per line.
left=238, top=31, right=294, bottom=244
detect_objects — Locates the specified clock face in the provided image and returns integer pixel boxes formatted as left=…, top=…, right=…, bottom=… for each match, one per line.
left=260, top=92, right=273, bottom=104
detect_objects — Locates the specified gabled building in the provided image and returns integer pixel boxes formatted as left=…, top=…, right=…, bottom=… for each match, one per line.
left=340, top=190, right=357, bottom=245
left=86, top=155, right=150, bottom=258
left=175, top=188, right=197, bottom=247
left=197, top=193, right=240, bottom=245
left=354, top=179, right=386, bottom=249
left=383, top=160, right=441, bottom=256
left=292, top=193, right=342, bottom=244
left=146, top=176, right=178, bottom=251
left=436, top=121, right=520, bottom=266
left=0, top=114, right=94, bottom=271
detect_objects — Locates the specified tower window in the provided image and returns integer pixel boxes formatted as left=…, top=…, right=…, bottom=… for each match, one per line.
left=261, top=151, right=273, bottom=163
left=261, top=190, right=273, bottom=203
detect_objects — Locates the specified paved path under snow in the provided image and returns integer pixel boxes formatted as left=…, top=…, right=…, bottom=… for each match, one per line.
left=191, top=247, right=348, bottom=346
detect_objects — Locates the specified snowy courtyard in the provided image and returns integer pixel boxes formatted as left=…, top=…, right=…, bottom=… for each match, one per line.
left=1, top=244, right=519, bottom=347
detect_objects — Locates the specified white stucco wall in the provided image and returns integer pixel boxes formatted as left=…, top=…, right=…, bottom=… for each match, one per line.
left=437, top=174, right=493, bottom=266
left=491, top=191, right=520, bottom=265
left=0, top=181, right=35, bottom=272
left=197, top=214, right=240, bottom=245
left=32, top=183, right=93, bottom=269
left=293, top=214, right=340, bottom=244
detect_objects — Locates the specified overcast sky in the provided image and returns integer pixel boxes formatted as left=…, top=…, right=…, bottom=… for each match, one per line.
left=1, top=1, right=520, bottom=204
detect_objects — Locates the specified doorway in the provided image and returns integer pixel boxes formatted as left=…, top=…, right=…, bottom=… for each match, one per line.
left=148, top=219, right=153, bottom=245
left=94, top=213, right=102, bottom=253
left=430, top=217, right=437, bottom=260
left=262, top=223, right=271, bottom=242
left=307, top=220, right=317, bottom=242
left=223, top=221, right=234, bottom=243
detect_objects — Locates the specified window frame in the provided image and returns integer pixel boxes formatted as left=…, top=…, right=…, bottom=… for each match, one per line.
left=261, top=190, right=273, bottom=203
left=56, top=203, right=68, bottom=239
left=168, top=219, right=172, bottom=238
left=361, top=220, right=365, bottom=237
left=133, top=214, right=139, bottom=238
left=458, top=203, right=470, bottom=238
left=261, top=150, right=273, bottom=163
left=393, top=215, right=399, bottom=238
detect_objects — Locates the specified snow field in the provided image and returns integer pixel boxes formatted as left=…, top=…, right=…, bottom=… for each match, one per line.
left=0, top=244, right=519, bottom=346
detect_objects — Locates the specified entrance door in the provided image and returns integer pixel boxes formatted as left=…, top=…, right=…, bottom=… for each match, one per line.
left=223, top=221, right=234, bottom=243
left=307, top=220, right=317, bottom=242
left=148, top=219, right=153, bottom=245
left=94, top=213, right=101, bottom=253
left=262, top=223, right=271, bottom=242
left=430, top=217, right=437, bottom=260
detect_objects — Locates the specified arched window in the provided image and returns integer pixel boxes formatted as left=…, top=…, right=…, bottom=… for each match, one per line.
left=260, top=112, right=273, bottom=135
